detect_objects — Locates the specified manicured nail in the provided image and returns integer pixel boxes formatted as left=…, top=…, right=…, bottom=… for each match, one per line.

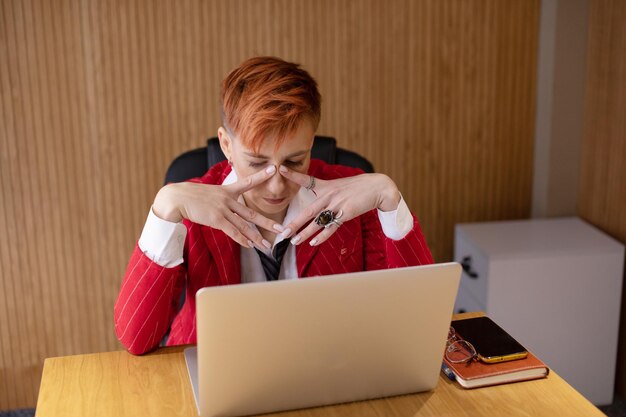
left=279, top=165, right=288, bottom=173
left=266, top=165, right=276, bottom=174
left=262, top=239, right=271, bottom=249
left=291, top=235, right=301, bottom=245
left=281, top=228, right=292, bottom=238
left=309, top=238, right=318, bottom=246
left=273, top=224, right=285, bottom=232
left=247, top=240, right=254, bottom=248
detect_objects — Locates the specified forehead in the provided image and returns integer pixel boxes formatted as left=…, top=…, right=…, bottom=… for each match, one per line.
left=237, top=121, right=315, bottom=157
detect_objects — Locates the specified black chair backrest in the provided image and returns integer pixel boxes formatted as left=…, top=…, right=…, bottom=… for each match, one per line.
left=164, top=136, right=374, bottom=184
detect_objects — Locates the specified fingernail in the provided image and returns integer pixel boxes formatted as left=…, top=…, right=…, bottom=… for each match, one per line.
left=266, top=165, right=276, bottom=174
left=279, top=165, right=288, bottom=173
left=262, top=239, right=271, bottom=249
left=273, top=224, right=285, bottom=232
left=310, top=238, right=318, bottom=246
left=291, top=235, right=301, bottom=245
left=281, top=228, right=292, bottom=238
left=247, top=240, right=253, bottom=248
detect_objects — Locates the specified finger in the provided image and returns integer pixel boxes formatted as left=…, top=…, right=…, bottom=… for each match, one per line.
left=227, top=165, right=277, bottom=194
left=216, top=218, right=254, bottom=248
left=290, top=208, right=350, bottom=245
left=307, top=221, right=342, bottom=246
left=289, top=220, right=323, bottom=246
left=225, top=212, right=271, bottom=250
left=281, top=199, right=327, bottom=239
left=229, top=201, right=285, bottom=234
left=279, top=165, right=318, bottom=188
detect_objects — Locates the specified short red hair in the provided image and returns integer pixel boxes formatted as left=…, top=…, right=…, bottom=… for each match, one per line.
left=220, top=57, right=321, bottom=152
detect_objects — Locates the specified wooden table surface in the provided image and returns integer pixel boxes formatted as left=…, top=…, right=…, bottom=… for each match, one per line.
left=36, top=313, right=605, bottom=416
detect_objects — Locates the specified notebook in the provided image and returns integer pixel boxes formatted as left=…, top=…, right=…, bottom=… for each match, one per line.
left=185, top=262, right=461, bottom=417
left=441, top=317, right=549, bottom=388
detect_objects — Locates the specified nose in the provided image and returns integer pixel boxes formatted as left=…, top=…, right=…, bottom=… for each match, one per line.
left=265, top=169, right=288, bottom=196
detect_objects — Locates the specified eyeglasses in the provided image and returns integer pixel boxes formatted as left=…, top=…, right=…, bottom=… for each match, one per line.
left=445, top=326, right=478, bottom=364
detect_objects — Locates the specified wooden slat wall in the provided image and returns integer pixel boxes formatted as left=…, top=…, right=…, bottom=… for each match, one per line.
left=579, top=0, right=626, bottom=396
left=0, top=0, right=539, bottom=409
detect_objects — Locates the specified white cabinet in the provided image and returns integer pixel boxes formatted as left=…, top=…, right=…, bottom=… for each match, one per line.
left=454, top=217, right=624, bottom=405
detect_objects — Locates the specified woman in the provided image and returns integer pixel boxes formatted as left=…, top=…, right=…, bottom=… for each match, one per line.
left=115, top=57, right=433, bottom=355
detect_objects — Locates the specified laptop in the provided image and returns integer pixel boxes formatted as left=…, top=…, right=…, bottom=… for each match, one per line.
left=184, top=262, right=461, bottom=417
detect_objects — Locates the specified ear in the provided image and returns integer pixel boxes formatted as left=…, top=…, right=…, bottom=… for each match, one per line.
left=217, top=127, right=233, bottom=161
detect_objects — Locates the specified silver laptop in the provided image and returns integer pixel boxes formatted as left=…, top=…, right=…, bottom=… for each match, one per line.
left=185, top=262, right=461, bottom=417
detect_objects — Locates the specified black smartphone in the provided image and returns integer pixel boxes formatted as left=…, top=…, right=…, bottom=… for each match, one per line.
left=452, top=317, right=528, bottom=363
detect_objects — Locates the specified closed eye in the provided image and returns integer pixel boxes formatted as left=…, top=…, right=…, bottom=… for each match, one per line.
left=284, top=160, right=304, bottom=167
left=248, top=159, right=304, bottom=168
left=248, top=161, right=266, bottom=168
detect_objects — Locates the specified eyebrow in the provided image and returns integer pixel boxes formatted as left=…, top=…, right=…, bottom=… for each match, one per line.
left=243, top=149, right=309, bottom=159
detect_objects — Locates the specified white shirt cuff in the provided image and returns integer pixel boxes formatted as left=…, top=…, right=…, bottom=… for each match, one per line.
left=137, top=207, right=187, bottom=267
left=377, top=195, right=413, bottom=240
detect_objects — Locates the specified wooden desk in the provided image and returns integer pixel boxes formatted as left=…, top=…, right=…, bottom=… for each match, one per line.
left=36, top=313, right=604, bottom=417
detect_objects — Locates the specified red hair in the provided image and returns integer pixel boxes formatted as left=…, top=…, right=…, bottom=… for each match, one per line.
left=220, top=57, right=321, bottom=152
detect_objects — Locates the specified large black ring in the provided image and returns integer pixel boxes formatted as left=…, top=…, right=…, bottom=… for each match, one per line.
left=315, top=210, right=342, bottom=229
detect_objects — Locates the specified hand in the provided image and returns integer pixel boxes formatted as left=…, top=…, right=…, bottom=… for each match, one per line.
left=278, top=165, right=401, bottom=246
left=153, top=165, right=284, bottom=249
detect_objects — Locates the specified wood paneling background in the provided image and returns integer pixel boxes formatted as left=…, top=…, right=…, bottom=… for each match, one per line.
left=579, top=0, right=626, bottom=397
left=0, top=0, right=539, bottom=409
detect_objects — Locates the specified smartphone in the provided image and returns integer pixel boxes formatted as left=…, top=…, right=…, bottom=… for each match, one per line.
left=452, top=317, right=528, bottom=363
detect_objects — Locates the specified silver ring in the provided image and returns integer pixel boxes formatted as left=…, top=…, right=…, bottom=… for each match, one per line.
left=328, top=219, right=342, bottom=228
left=305, top=176, right=316, bottom=191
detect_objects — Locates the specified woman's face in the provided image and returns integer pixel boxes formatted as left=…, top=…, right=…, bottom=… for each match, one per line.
left=219, top=120, right=315, bottom=223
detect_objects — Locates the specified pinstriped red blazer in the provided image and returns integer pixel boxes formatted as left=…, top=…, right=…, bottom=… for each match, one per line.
left=114, top=160, right=434, bottom=355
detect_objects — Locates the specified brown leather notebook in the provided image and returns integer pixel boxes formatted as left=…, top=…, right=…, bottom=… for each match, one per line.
left=442, top=350, right=549, bottom=389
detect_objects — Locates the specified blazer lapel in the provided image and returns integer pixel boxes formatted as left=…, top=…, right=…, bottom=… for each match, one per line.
left=296, top=219, right=363, bottom=277
left=296, top=237, right=319, bottom=277
left=202, top=227, right=241, bottom=285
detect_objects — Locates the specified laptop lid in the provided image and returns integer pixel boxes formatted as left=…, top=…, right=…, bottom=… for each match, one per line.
left=187, top=262, right=461, bottom=417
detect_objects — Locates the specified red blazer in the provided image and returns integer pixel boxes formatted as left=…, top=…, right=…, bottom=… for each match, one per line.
left=115, top=160, right=434, bottom=354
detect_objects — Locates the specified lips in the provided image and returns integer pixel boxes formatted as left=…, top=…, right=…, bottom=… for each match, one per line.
left=263, top=197, right=286, bottom=205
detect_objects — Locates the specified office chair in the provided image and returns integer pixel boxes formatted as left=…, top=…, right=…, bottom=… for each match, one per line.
left=164, top=136, right=374, bottom=184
